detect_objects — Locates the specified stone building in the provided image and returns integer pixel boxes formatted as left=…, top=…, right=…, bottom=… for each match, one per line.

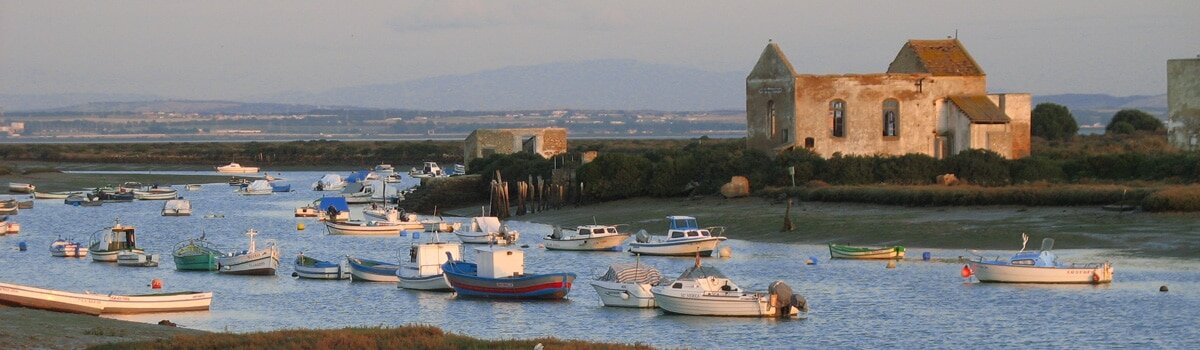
left=1167, top=58, right=1200, bottom=150
left=463, top=127, right=568, bottom=166
left=746, top=39, right=1031, bottom=159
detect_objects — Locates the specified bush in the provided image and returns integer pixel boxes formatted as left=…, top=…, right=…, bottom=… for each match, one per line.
left=822, top=154, right=876, bottom=185
left=1106, top=109, right=1165, bottom=134
left=577, top=154, right=652, bottom=200
left=1031, top=103, right=1079, bottom=141
left=777, top=148, right=826, bottom=185
left=875, top=153, right=939, bottom=185
left=763, top=184, right=1153, bottom=207
left=943, top=149, right=1010, bottom=186
left=1010, top=157, right=1065, bottom=183
left=1143, top=186, right=1200, bottom=212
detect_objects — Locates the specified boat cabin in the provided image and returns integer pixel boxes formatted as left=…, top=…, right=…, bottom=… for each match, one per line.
left=1009, top=238, right=1058, bottom=267
left=475, top=247, right=524, bottom=278
left=419, top=162, right=444, bottom=176
left=409, top=237, right=462, bottom=276
left=100, top=224, right=138, bottom=250
left=665, top=216, right=713, bottom=240
left=554, top=225, right=619, bottom=239
left=667, top=265, right=740, bottom=292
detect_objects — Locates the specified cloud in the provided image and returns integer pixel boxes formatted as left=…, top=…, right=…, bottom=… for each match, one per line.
left=388, top=0, right=628, bottom=32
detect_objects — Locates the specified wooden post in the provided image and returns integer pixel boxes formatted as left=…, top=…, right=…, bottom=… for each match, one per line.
left=782, top=198, right=795, bottom=232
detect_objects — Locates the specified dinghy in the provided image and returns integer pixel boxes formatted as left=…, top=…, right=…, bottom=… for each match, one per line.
left=590, top=262, right=668, bottom=308
left=347, top=256, right=401, bottom=282
left=455, top=216, right=520, bottom=245
left=651, top=257, right=808, bottom=317
left=442, top=247, right=576, bottom=299
left=185, top=184, right=203, bottom=191
left=965, top=234, right=1114, bottom=284
left=173, top=236, right=222, bottom=271
left=628, top=216, right=726, bottom=257
left=33, top=191, right=75, bottom=199
left=8, top=182, right=35, bottom=193
left=89, top=221, right=144, bottom=263
left=117, top=251, right=161, bottom=267
left=217, top=229, right=280, bottom=275
left=544, top=225, right=631, bottom=251
left=294, top=253, right=350, bottom=280
left=828, top=244, right=905, bottom=259
left=161, top=199, right=192, bottom=216
left=397, top=231, right=462, bottom=291
left=0, top=282, right=212, bottom=316
left=49, top=238, right=88, bottom=257
left=133, top=187, right=178, bottom=200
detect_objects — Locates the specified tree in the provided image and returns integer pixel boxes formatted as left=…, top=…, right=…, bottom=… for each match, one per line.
left=1106, top=109, right=1165, bottom=134
left=1030, top=103, right=1078, bottom=141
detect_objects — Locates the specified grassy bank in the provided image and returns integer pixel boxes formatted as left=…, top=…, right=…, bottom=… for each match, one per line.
left=762, top=183, right=1153, bottom=207
left=0, top=306, right=205, bottom=350
left=0, top=170, right=239, bottom=192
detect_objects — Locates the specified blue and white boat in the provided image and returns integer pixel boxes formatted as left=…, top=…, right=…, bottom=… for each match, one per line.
left=293, top=253, right=349, bottom=280
left=628, top=216, right=727, bottom=257
left=441, top=246, right=576, bottom=299
left=966, top=234, right=1114, bottom=284
left=346, top=256, right=400, bottom=282
left=271, top=182, right=292, bottom=192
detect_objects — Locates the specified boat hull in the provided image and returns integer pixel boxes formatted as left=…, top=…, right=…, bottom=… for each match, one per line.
left=397, top=270, right=453, bottom=291
left=33, top=192, right=71, bottom=199
left=295, top=264, right=350, bottom=280
left=628, top=237, right=724, bottom=257
left=652, top=290, right=792, bottom=317
left=455, top=232, right=517, bottom=245
left=162, top=209, right=192, bottom=216
left=543, top=234, right=630, bottom=251
left=968, top=261, right=1114, bottom=284
left=174, top=253, right=220, bottom=271
left=348, top=258, right=401, bottom=282
left=325, top=221, right=404, bottom=236
left=0, top=282, right=211, bottom=315
left=217, top=166, right=259, bottom=174
left=442, top=262, right=575, bottom=299
left=829, top=244, right=905, bottom=259
left=133, top=191, right=178, bottom=200
left=590, top=280, right=655, bottom=308
left=92, top=248, right=143, bottom=263
left=218, top=249, right=279, bottom=275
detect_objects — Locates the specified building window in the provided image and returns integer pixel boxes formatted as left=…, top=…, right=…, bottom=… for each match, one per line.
left=767, top=100, right=777, bottom=140
left=804, top=137, right=814, bottom=149
left=883, top=99, right=899, bottom=137
left=781, top=128, right=789, bottom=143
left=831, top=100, right=846, bottom=137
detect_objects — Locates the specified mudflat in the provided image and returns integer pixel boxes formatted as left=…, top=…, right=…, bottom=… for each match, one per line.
left=0, top=306, right=205, bottom=350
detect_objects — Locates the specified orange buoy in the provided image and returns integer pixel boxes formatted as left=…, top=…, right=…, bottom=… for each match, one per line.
left=1092, top=272, right=1100, bottom=283
left=961, top=265, right=973, bottom=278
left=151, top=278, right=163, bottom=289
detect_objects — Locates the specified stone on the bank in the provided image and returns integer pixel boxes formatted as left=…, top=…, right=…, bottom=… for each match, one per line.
left=720, top=176, right=750, bottom=198
left=937, top=173, right=959, bottom=186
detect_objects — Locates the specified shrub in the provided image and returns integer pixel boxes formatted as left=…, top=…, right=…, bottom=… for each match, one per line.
left=577, top=154, right=652, bottom=200
left=777, top=148, right=826, bottom=185
left=875, top=153, right=939, bottom=185
left=1031, top=103, right=1079, bottom=141
left=1143, top=186, right=1200, bottom=212
left=943, top=149, right=1010, bottom=186
left=1106, top=109, right=1165, bottom=134
left=1010, top=157, right=1065, bottom=183
left=822, top=154, right=876, bottom=185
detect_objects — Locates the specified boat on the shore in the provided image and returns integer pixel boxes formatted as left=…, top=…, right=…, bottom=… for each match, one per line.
left=0, top=281, right=212, bottom=316
left=965, top=234, right=1114, bottom=284
left=313, top=174, right=347, bottom=191
left=651, top=258, right=807, bottom=317
left=173, top=236, right=222, bottom=271
left=590, top=262, right=667, bottom=308
left=0, top=199, right=17, bottom=215
left=347, top=256, right=401, bottom=282
left=397, top=231, right=462, bottom=291
left=628, top=216, right=726, bottom=257
left=293, top=253, right=350, bottom=280
left=33, top=191, right=75, bottom=199
left=8, top=182, right=35, bottom=193
left=455, top=216, right=520, bottom=245
left=49, top=238, right=88, bottom=257
left=117, top=250, right=161, bottom=267
left=828, top=244, right=905, bottom=259
left=442, top=246, right=576, bottom=299
left=161, top=199, right=192, bottom=216
left=89, top=221, right=143, bottom=263
left=544, top=225, right=631, bottom=251
left=216, top=162, right=260, bottom=174
left=410, top=162, right=446, bottom=178
left=132, top=187, right=178, bottom=200
left=239, top=180, right=272, bottom=195
left=217, top=229, right=280, bottom=275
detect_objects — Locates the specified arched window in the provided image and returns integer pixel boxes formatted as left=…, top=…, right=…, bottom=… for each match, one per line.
left=882, top=99, right=899, bottom=137
left=831, top=100, right=846, bottom=137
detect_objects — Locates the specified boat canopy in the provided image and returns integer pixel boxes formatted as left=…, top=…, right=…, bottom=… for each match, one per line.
left=246, top=180, right=271, bottom=192
left=163, top=199, right=191, bottom=211
left=340, top=183, right=367, bottom=194
left=346, top=171, right=371, bottom=183
left=317, top=197, right=350, bottom=212
left=319, top=174, right=343, bottom=186
left=676, top=265, right=727, bottom=280
left=599, top=263, right=666, bottom=285
left=667, top=216, right=699, bottom=230
left=472, top=217, right=502, bottom=234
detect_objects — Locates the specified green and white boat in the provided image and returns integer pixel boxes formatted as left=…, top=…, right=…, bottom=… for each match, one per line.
left=828, top=244, right=905, bottom=259
left=172, top=236, right=223, bottom=271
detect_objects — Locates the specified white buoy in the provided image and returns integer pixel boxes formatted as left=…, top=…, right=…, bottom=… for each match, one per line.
left=719, top=247, right=732, bottom=258
left=886, top=260, right=897, bottom=269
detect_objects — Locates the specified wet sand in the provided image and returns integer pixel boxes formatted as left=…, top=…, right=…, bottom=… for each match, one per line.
left=0, top=306, right=205, bottom=349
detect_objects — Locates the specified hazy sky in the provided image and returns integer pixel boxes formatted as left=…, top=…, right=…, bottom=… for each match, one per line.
left=2, top=0, right=1197, bottom=100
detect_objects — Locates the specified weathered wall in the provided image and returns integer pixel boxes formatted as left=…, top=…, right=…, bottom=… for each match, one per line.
left=989, top=93, right=1031, bottom=158
left=746, top=43, right=799, bottom=151
left=1168, top=58, right=1200, bottom=150
left=464, top=128, right=568, bottom=165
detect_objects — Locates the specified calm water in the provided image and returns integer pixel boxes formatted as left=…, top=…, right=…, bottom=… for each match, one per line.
left=2, top=171, right=1198, bottom=348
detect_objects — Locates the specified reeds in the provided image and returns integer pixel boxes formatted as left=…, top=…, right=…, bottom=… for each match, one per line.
left=1142, top=185, right=1200, bottom=212
left=763, top=184, right=1157, bottom=207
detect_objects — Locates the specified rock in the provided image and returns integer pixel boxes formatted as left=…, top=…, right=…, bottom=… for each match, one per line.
left=581, top=151, right=598, bottom=164
left=936, top=173, right=959, bottom=186
left=720, top=176, right=750, bottom=198
left=1160, top=285, right=1169, bottom=292
left=157, top=320, right=177, bottom=327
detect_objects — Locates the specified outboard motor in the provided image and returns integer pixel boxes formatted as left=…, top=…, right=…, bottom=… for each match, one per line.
left=769, top=281, right=809, bottom=316
left=550, top=226, right=563, bottom=240
left=635, top=229, right=650, bottom=243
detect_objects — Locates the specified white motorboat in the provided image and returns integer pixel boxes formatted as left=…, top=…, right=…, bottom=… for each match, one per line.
left=117, top=251, right=161, bottom=267
left=89, top=221, right=144, bottom=262
left=239, top=180, right=272, bottom=195
left=132, top=187, right=178, bottom=200
left=216, top=162, right=260, bottom=174
left=217, top=229, right=280, bottom=275
left=409, top=162, right=446, bottom=178
left=628, top=216, right=727, bottom=257
left=590, top=262, right=667, bottom=308
left=185, top=184, right=202, bottom=191
left=313, top=174, right=347, bottom=191
left=49, top=238, right=88, bottom=257
left=293, top=253, right=350, bottom=280
left=33, top=191, right=75, bottom=199
left=652, top=259, right=807, bottom=317
left=340, top=183, right=374, bottom=204
left=455, top=216, right=520, bottom=245
left=966, top=234, right=1114, bottom=284
left=347, top=256, right=401, bottom=282
left=324, top=220, right=406, bottom=235
left=0, top=281, right=212, bottom=316
left=362, top=204, right=423, bottom=230
left=544, top=225, right=631, bottom=251
left=8, top=182, right=35, bottom=193
left=162, top=199, right=192, bottom=216
left=375, top=163, right=395, bottom=174
left=397, top=231, right=462, bottom=291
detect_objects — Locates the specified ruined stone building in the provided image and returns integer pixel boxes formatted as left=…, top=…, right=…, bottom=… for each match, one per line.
left=1167, top=58, right=1200, bottom=150
left=463, top=127, right=568, bottom=167
left=746, top=39, right=1031, bottom=159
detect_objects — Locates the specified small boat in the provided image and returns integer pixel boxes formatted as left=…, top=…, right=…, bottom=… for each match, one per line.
left=544, top=225, right=631, bottom=251
left=455, top=216, right=520, bottom=245
left=95, top=189, right=134, bottom=202
left=384, top=173, right=403, bottom=183
left=239, top=180, right=273, bottom=195
left=313, top=174, right=347, bottom=191
left=2, top=217, right=21, bottom=235
left=118, top=182, right=145, bottom=192
left=217, top=229, right=280, bottom=276
left=397, top=231, right=462, bottom=291
left=442, top=246, right=576, bottom=299
left=362, top=204, right=423, bottom=230
left=216, top=162, right=260, bottom=174
left=315, top=197, right=350, bottom=222
left=270, top=182, right=292, bottom=192
left=340, top=183, right=374, bottom=204
left=347, top=256, right=401, bottom=282
left=590, top=262, right=667, bottom=308
left=185, top=184, right=203, bottom=191
left=65, top=193, right=102, bottom=207
left=117, top=250, right=161, bottom=267
left=409, top=162, right=446, bottom=178
left=0, top=281, right=212, bottom=316
left=33, top=191, right=75, bottom=199
left=133, top=187, right=178, bottom=200
left=172, top=236, right=222, bottom=271
left=0, top=200, right=17, bottom=215
left=161, top=199, right=192, bottom=216
left=965, top=234, right=1114, bottom=284
left=49, top=238, right=88, bottom=257
left=89, top=221, right=144, bottom=263
left=651, top=258, right=808, bottom=317
left=828, top=244, right=905, bottom=259
left=8, top=182, right=35, bottom=193
left=628, top=216, right=727, bottom=257
left=295, top=205, right=319, bottom=217
left=325, top=220, right=407, bottom=236
left=228, top=177, right=250, bottom=186
left=374, top=163, right=395, bottom=174
left=294, top=253, right=350, bottom=280
left=16, top=199, right=33, bottom=209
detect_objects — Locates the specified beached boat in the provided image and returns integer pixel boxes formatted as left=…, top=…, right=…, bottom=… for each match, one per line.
left=397, top=231, right=462, bottom=291
left=828, top=244, right=905, bottom=259
left=117, top=250, right=161, bottom=267
left=0, top=282, right=212, bottom=316
left=442, top=246, right=576, bottom=299
left=239, top=180, right=272, bottom=195
left=185, top=184, right=202, bottom=191
left=293, top=253, right=350, bottom=280
left=217, top=229, right=280, bottom=276
left=0, top=200, right=17, bottom=215
left=65, top=193, right=102, bottom=207
left=49, top=238, right=88, bottom=257
left=313, top=174, right=347, bottom=191
left=965, top=234, right=1114, bottom=284
left=314, top=197, right=350, bottom=222
left=409, top=162, right=447, bottom=178
left=270, top=182, right=292, bottom=192
left=347, top=256, right=401, bottom=282
left=651, top=259, right=807, bottom=317
left=455, top=216, right=520, bottom=245
left=590, top=262, right=668, bottom=308
left=324, top=220, right=406, bottom=236
left=216, top=162, right=260, bottom=174
left=161, top=199, right=192, bottom=216
left=133, top=187, right=178, bottom=200
left=173, top=236, right=222, bottom=271
left=33, top=191, right=75, bottom=199
left=2, top=218, right=20, bottom=235
left=628, top=216, right=727, bottom=257
left=544, top=225, right=631, bottom=251
left=89, top=221, right=144, bottom=263
left=8, top=182, right=35, bottom=193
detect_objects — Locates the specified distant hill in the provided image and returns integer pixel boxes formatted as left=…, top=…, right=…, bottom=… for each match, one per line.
left=1, top=93, right=165, bottom=112
left=1034, top=93, right=1168, bottom=128
left=9, top=100, right=346, bottom=115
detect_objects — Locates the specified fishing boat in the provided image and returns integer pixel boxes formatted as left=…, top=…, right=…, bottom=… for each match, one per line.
left=172, top=236, right=222, bottom=271
left=313, top=174, right=347, bottom=191
left=362, top=204, right=423, bottom=230
left=2, top=217, right=20, bottom=235
left=397, top=231, right=462, bottom=291
left=0, top=200, right=17, bottom=215
left=324, top=220, right=406, bottom=235
left=33, top=191, right=75, bottom=199
left=95, top=188, right=134, bottom=202
left=161, top=199, right=192, bottom=216
left=239, top=180, right=272, bottom=195
left=185, top=184, right=202, bottom=191
left=294, top=205, right=319, bottom=217
left=8, top=182, right=35, bottom=193
left=455, top=216, right=520, bottom=245
left=651, top=258, right=808, bottom=317
left=65, top=193, right=102, bottom=207
left=347, top=256, right=401, bottom=282
left=385, top=173, right=403, bottom=183
left=628, top=216, right=727, bottom=257
left=442, top=246, right=576, bottom=299
left=133, top=187, right=178, bottom=200
left=0, top=282, right=212, bottom=316
left=828, top=244, right=905, bottom=259
left=965, top=234, right=1114, bottom=284
left=217, top=229, right=280, bottom=275
left=270, top=182, right=292, bottom=192
left=544, top=225, right=631, bottom=251
left=315, top=197, right=350, bottom=222
left=89, top=221, right=144, bottom=263
left=117, top=250, right=161, bottom=267
left=49, top=238, right=88, bottom=257
left=374, top=163, right=395, bottom=174
left=409, top=162, right=446, bottom=178
left=216, top=162, right=260, bottom=174
left=590, top=262, right=668, bottom=308
left=293, top=253, right=350, bottom=280
left=340, top=183, right=375, bottom=204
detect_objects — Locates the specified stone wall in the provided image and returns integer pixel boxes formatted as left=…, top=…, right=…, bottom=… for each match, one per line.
left=1168, top=58, right=1200, bottom=150
left=464, top=128, right=568, bottom=166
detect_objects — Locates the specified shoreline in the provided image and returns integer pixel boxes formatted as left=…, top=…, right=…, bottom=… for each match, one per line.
left=0, top=305, right=205, bottom=350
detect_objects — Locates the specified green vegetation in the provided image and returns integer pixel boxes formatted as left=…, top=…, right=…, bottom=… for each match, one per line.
left=1030, top=102, right=1079, bottom=141
left=1106, top=109, right=1165, bottom=135
left=762, top=184, right=1151, bottom=207
left=0, top=140, right=462, bottom=167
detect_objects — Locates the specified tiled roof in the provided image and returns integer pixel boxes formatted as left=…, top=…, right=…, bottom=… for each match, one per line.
left=948, top=95, right=1010, bottom=124
left=906, top=39, right=984, bottom=76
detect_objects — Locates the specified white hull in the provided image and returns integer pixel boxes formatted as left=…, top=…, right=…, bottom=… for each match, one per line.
left=33, top=192, right=72, bottom=199
left=50, top=243, right=88, bottom=257
left=652, top=291, right=793, bottom=317
left=350, top=269, right=400, bottom=282
left=629, top=238, right=724, bottom=256
left=0, top=282, right=211, bottom=315
left=162, top=209, right=192, bottom=216
left=91, top=249, right=142, bottom=263
left=968, top=261, right=1114, bottom=284
left=544, top=234, right=629, bottom=251
left=217, top=166, right=259, bottom=174
left=218, top=248, right=280, bottom=275
left=397, top=268, right=452, bottom=291
left=239, top=190, right=272, bottom=195
left=8, top=183, right=35, bottom=193
left=117, top=252, right=160, bottom=267
left=325, top=221, right=404, bottom=235
left=590, top=280, right=656, bottom=308
left=294, top=265, right=349, bottom=280
left=455, top=232, right=516, bottom=245
left=133, top=192, right=177, bottom=200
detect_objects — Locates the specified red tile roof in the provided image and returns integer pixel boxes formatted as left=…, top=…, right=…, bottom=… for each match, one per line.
left=948, top=95, right=1009, bottom=123
left=906, top=39, right=984, bottom=76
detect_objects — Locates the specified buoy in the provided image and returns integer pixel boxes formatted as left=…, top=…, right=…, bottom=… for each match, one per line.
left=886, top=260, right=897, bottom=269
left=1160, top=285, right=1169, bottom=292
left=17, top=242, right=27, bottom=251
left=922, top=252, right=931, bottom=261
left=151, top=279, right=163, bottom=289
left=719, top=247, right=732, bottom=258
left=1092, top=272, right=1100, bottom=283
left=297, top=223, right=305, bottom=230
left=806, top=256, right=818, bottom=265
left=961, top=265, right=973, bottom=278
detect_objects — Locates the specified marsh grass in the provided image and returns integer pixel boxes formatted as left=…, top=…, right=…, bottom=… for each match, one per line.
left=764, top=184, right=1158, bottom=207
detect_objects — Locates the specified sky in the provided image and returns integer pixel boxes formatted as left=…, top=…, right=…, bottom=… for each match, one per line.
left=2, top=0, right=1198, bottom=101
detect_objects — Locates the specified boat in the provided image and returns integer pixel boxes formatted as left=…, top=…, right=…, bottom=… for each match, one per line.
left=651, top=258, right=808, bottom=317
left=0, top=199, right=17, bottom=215
left=239, top=180, right=272, bottom=195
left=362, top=204, right=423, bottom=230
left=455, top=216, right=520, bottom=245
left=270, top=182, right=292, bottom=192
left=293, top=253, right=350, bottom=280
left=295, top=205, right=319, bottom=217
left=544, top=225, right=631, bottom=251
left=590, top=262, right=668, bottom=308
left=410, top=162, right=446, bottom=178
left=385, top=173, right=403, bottom=183
left=374, top=163, right=395, bottom=174
left=49, top=238, right=88, bottom=257
left=0, top=281, right=212, bottom=316
left=965, top=234, right=1114, bottom=284
left=8, top=182, right=35, bottom=193
left=186, top=184, right=203, bottom=191
left=217, top=229, right=280, bottom=275
left=161, top=199, right=192, bottom=216
left=325, top=220, right=406, bottom=236
left=347, top=256, right=401, bottom=282
left=315, top=197, right=350, bottom=222
left=228, top=177, right=250, bottom=186
left=2, top=217, right=20, bottom=235
left=313, top=174, right=347, bottom=191
left=397, top=231, right=462, bottom=291
left=442, top=246, right=576, bottom=299
left=828, top=244, right=905, bottom=259
left=339, top=183, right=374, bottom=204
left=33, top=191, right=75, bottom=199
left=117, top=250, right=161, bottom=267
left=95, top=188, right=134, bottom=202
left=16, top=199, right=33, bottom=209
left=89, top=221, right=144, bottom=263
left=628, top=216, right=727, bottom=257
left=216, top=162, right=260, bottom=174
left=118, top=182, right=145, bottom=192
left=65, top=193, right=102, bottom=207
left=172, top=236, right=222, bottom=271
left=133, top=187, right=178, bottom=200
